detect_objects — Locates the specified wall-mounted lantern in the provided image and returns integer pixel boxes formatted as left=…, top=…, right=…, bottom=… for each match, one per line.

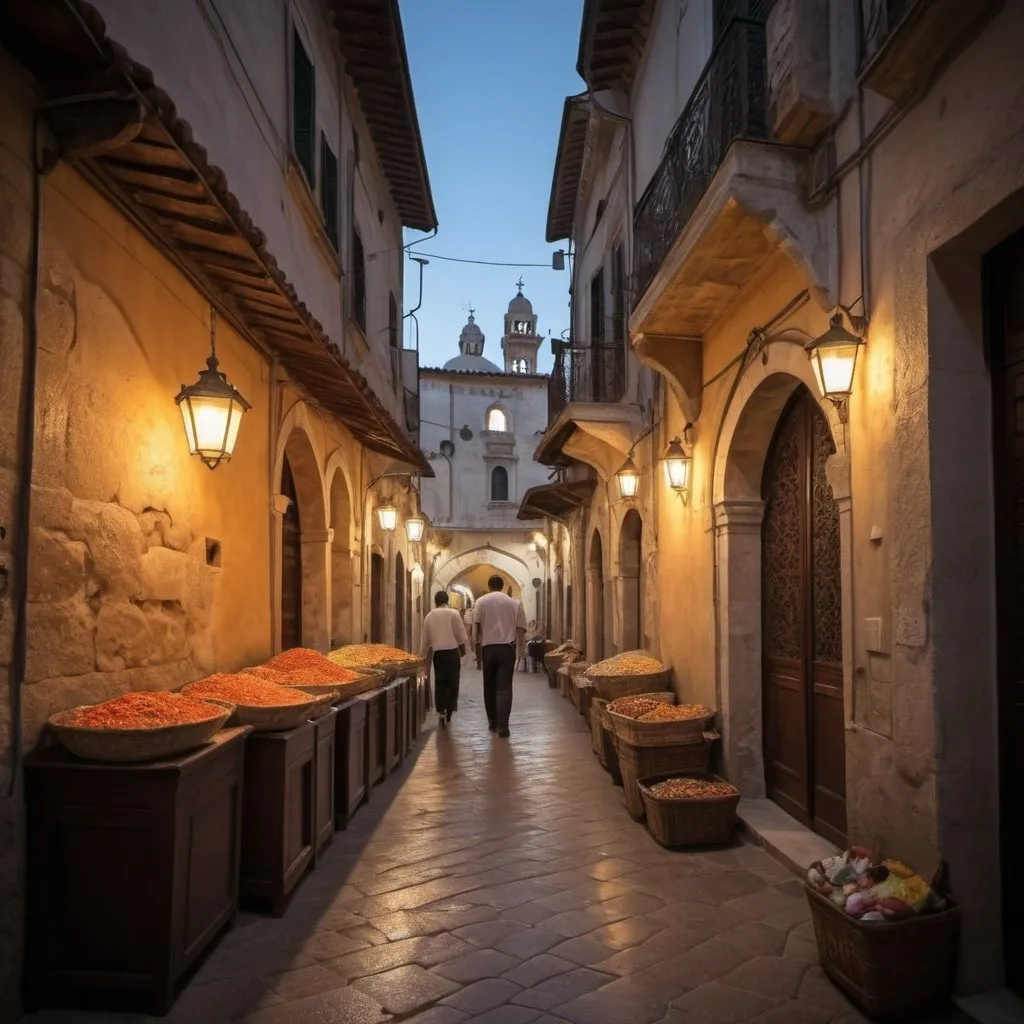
left=405, top=514, right=425, bottom=543
left=616, top=450, right=640, bottom=500
left=663, top=429, right=693, bottom=504
left=805, top=311, right=865, bottom=421
left=377, top=502, right=398, bottom=532
left=175, top=308, right=251, bottom=469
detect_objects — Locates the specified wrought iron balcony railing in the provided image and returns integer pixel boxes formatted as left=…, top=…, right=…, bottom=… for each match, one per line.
left=548, top=342, right=627, bottom=422
left=633, top=17, right=769, bottom=305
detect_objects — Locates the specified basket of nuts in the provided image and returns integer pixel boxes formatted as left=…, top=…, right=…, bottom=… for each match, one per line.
left=608, top=700, right=716, bottom=747
left=585, top=651, right=672, bottom=700
left=638, top=772, right=740, bottom=847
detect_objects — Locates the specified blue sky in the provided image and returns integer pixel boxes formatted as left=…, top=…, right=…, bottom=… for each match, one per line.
left=399, top=0, right=585, bottom=373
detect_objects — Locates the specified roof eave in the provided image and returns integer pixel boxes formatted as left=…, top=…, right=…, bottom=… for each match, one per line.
left=545, top=94, right=589, bottom=244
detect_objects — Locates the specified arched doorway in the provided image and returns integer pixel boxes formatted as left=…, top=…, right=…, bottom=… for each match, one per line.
left=281, top=456, right=302, bottom=650
left=395, top=552, right=406, bottom=650
left=329, top=465, right=354, bottom=647
left=370, top=553, right=384, bottom=643
left=761, top=386, right=846, bottom=845
left=619, top=510, right=643, bottom=651
left=588, top=530, right=605, bottom=663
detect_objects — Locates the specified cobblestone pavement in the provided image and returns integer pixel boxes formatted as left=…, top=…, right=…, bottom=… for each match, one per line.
left=26, top=670, right=970, bottom=1024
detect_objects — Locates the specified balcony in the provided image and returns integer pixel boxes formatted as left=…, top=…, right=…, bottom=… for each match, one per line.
left=633, top=17, right=769, bottom=304
left=548, top=341, right=626, bottom=421
left=858, top=0, right=1002, bottom=103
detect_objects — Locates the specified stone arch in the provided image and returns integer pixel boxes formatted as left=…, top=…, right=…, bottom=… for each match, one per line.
left=273, top=404, right=329, bottom=650
left=433, top=545, right=536, bottom=621
left=587, top=528, right=606, bottom=663
left=711, top=345, right=853, bottom=799
left=326, top=450, right=357, bottom=646
left=618, top=509, right=643, bottom=652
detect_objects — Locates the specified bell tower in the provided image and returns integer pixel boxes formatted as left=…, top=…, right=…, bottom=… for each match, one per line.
left=501, top=279, right=541, bottom=374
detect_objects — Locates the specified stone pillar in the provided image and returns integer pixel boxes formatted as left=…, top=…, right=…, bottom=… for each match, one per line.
left=300, top=527, right=332, bottom=652
left=714, top=498, right=766, bottom=797
left=270, top=493, right=289, bottom=652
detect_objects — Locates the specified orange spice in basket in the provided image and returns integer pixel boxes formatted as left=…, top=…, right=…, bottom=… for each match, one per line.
left=63, top=691, right=221, bottom=729
left=183, top=673, right=310, bottom=706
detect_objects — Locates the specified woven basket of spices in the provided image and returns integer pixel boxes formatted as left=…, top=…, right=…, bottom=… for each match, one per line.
left=589, top=697, right=606, bottom=756
left=182, top=674, right=319, bottom=733
left=608, top=702, right=715, bottom=747
left=585, top=651, right=672, bottom=700
left=49, top=691, right=234, bottom=763
left=616, top=734, right=718, bottom=819
left=638, top=772, right=740, bottom=847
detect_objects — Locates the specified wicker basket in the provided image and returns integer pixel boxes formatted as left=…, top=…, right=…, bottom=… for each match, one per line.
left=589, top=698, right=605, bottom=755
left=607, top=705, right=715, bottom=747
left=806, top=886, right=961, bottom=1021
left=199, top=696, right=320, bottom=732
left=587, top=668, right=672, bottom=701
left=48, top=704, right=233, bottom=763
left=616, top=734, right=717, bottom=820
left=544, top=651, right=566, bottom=688
left=638, top=771, right=740, bottom=847
left=577, top=679, right=596, bottom=719
left=600, top=718, right=623, bottom=785
left=307, top=692, right=339, bottom=718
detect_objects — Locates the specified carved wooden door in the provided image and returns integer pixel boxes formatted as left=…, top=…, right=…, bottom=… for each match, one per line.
left=281, top=456, right=302, bottom=650
left=990, top=229, right=1024, bottom=997
left=762, top=387, right=847, bottom=845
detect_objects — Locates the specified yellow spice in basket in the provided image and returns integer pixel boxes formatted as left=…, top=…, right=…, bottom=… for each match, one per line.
left=638, top=704, right=713, bottom=723
left=587, top=651, right=665, bottom=677
left=328, top=643, right=418, bottom=667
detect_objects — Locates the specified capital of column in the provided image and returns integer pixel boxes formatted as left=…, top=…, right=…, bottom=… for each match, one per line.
left=301, top=528, right=335, bottom=544
left=271, top=493, right=291, bottom=516
left=713, top=499, right=765, bottom=535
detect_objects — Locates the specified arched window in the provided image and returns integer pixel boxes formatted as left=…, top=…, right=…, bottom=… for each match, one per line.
left=491, top=465, right=509, bottom=502
left=486, top=406, right=508, bottom=431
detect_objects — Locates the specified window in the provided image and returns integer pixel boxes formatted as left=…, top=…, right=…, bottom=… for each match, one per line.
left=388, top=292, right=399, bottom=388
left=486, top=407, right=508, bottom=431
left=292, top=31, right=316, bottom=188
left=320, top=132, right=339, bottom=250
left=352, top=229, right=366, bottom=331
left=590, top=267, right=605, bottom=345
left=491, top=465, right=509, bottom=502
left=611, top=243, right=625, bottom=348
left=513, top=320, right=530, bottom=335
left=511, top=358, right=530, bottom=374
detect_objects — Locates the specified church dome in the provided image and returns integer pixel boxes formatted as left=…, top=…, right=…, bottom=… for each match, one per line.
left=508, top=291, right=534, bottom=316
left=442, top=353, right=502, bottom=372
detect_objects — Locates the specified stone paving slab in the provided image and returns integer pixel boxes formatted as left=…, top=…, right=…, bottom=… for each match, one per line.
left=21, top=672, right=972, bottom=1024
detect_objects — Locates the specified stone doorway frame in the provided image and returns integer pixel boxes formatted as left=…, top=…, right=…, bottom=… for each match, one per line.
left=326, top=450, right=357, bottom=648
left=712, top=344, right=853, bottom=798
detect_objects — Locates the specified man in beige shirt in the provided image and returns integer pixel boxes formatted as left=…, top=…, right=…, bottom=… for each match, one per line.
left=420, top=591, right=468, bottom=727
left=473, top=575, right=526, bottom=738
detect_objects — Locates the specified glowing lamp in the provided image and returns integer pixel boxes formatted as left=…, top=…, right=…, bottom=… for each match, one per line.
left=175, top=309, right=250, bottom=469
left=405, top=514, right=425, bottom=543
left=805, top=312, right=865, bottom=410
left=377, top=502, right=398, bottom=532
left=663, top=436, right=692, bottom=496
left=616, top=452, right=640, bottom=499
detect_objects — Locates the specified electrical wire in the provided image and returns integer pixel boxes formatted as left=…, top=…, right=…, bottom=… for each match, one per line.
left=399, top=251, right=555, bottom=268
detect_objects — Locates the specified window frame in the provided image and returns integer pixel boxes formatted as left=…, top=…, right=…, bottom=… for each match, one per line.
left=319, top=130, right=339, bottom=251
left=490, top=464, right=510, bottom=502
left=388, top=291, right=400, bottom=388
left=351, top=227, right=366, bottom=332
left=486, top=405, right=510, bottom=432
left=291, top=27, right=316, bottom=191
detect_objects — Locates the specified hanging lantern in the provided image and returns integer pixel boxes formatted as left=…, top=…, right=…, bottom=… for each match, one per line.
left=377, top=502, right=399, bottom=532
left=405, top=514, right=425, bottom=543
left=804, top=311, right=865, bottom=408
left=663, top=435, right=692, bottom=496
left=616, top=451, right=640, bottom=499
left=175, top=308, right=251, bottom=470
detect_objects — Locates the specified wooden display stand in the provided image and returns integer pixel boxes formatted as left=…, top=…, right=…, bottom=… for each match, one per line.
left=25, top=728, right=249, bottom=1014
left=385, top=679, right=403, bottom=774
left=312, top=707, right=337, bottom=862
left=408, top=677, right=420, bottom=745
left=240, top=720, right=316, bottom=916
left=359, top=688, right=386, bottom=789
left=333, top=697, right=367, bottom=829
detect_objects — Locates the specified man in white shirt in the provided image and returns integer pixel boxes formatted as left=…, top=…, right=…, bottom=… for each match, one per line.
left=473, top=574, right=527, bottom=738
left=420, top=591, right=468, bottom=727
left=463, top=603, right=479, bottom=667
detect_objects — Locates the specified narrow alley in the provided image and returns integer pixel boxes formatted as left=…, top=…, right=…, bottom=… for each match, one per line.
left=27, top=673, right=965, bottom=1024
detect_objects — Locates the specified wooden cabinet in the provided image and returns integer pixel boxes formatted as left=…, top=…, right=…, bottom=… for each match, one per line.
left=360, top=689, right=385, bottom=788
left=312, top=708, right=337, bottom=862
left=333, top=697, right=366, bottom=829
left=25, top=728, right=248, bottom=1014
left=385, top=682, right=400, bottom=775
left=240, top=721, right=315, bottom=916
left=408, top=677, right=419, bottom=744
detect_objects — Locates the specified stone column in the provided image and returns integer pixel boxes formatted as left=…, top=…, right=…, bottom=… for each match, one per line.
left=270, top=493, right=290, bottom=652
left=714, top=498, right=766, bottom=797
left=300, top=527, right=332, bottom=651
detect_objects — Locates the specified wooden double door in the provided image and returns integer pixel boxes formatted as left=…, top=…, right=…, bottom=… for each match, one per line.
left=761, top=387, right=847, bottom=846
left=989, top=230, right=1024, bottom=997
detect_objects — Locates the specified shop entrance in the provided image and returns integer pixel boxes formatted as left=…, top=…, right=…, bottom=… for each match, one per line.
left=370, top=553, right=384, bottom=643
left=588, top=531, right=605, bottom=663
left=280, top=455, right=302, bottom=650
left=761, top=386, right=847, bottom=846
left=988, top=229, right=1024, bottom=996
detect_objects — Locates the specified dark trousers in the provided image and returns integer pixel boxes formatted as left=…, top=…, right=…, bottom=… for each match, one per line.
left=482, top=643, right=516, bottom=729
left=432, top=648, right=461, bottom=714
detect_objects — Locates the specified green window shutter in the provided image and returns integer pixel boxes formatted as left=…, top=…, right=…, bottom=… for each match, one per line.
left=320, top=133, right=339, bottom=250
left=292, top=32, right=315, bottom=188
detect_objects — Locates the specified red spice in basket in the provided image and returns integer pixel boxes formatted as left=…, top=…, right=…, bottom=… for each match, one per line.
left=183, top=673, right=310, bottom=707
left=264, top=647, right=361, bottom=682
left=64, top=691, right=220, bottom=729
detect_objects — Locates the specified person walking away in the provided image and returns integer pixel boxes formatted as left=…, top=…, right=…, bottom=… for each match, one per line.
left=421, top=591, right=468, bottom=727
left=463, top=602, right=478, bottom=667
left=473, top=575, right=526, bottom=738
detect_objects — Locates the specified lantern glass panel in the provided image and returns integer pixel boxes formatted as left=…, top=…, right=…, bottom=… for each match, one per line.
left=813, top=341, right=860, bottom=399
left=666, top=454, right=691, bottom=491
left=618, top=468, right=639, bottom=499
left=378, top=505, right=398, bottom=532
left=406, top=516, right=424, bottom=542
left=180, top=393, right=244, bottom=461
